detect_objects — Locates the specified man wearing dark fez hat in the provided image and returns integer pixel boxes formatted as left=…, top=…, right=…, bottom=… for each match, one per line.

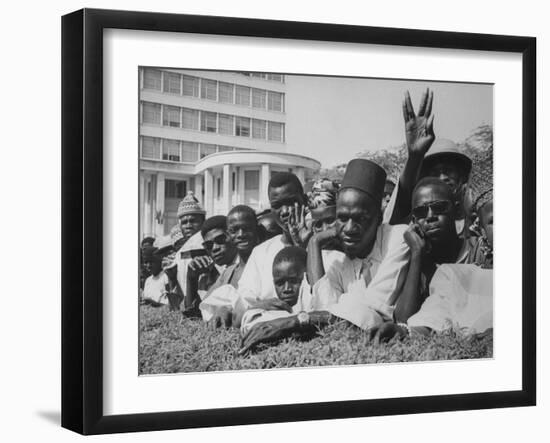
left=238, top=159, right=411, bottom=352
left=306, top=158, right=410, bottom=330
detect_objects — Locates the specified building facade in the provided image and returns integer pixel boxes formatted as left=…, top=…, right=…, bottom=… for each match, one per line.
left=139, top=68, right=320, bottom=239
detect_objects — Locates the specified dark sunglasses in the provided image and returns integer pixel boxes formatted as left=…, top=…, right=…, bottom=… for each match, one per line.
left=412, top=200, right=453, bottom=219
left=202, top=234, right=228, bottom=251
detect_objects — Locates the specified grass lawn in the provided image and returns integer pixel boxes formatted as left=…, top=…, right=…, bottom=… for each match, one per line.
left=139, top=305, right=493, bottom=374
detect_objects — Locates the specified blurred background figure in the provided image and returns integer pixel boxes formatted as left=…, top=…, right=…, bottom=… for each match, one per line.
left=139, top=244, right=156, bottom=290
left=256, top=209, right=283, bottom=241
left=465, top=145, right=493, bottom=268
left=308, top=178, right=341, bottom=251
left=382, top=179, right=395, bottom=213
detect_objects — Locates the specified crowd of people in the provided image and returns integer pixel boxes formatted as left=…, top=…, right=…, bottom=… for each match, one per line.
left=140, top=89, right=494, bottom=355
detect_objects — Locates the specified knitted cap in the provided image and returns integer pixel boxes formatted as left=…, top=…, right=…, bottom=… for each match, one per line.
left=340, top=158, right=387, bottom=204
left=469, top=145, right=493, bottom=211
left=177, top=191, right=206, bottom=218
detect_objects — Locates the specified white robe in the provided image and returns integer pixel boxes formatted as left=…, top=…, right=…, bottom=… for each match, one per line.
left=142, top=272, right=169, bottom=305
left=174, top=231, right=203, bottom=298
left=199, top=235, right=344, bottom=321
left=239, top=277, right=313, bottom=335
left=407, top=264, right=493, bottom=334
left=312, top=224, right=409, bottom=330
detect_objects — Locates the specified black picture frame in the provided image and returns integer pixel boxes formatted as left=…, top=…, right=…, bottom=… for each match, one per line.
left=61, top=8, right=536, bottom=435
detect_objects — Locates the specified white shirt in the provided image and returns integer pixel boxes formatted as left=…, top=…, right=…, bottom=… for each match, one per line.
left=240, top=277, right=313, bottom=335
left=238, top=235, right=345, bottom=306
left=174, top=231, right=204, bottom=297
left=313, top=224, right=409, bottom=330
left=199, top=237, right=343, bottom=321
left=237, top=235, right=286, bottom=304
left=408, top=264, right=493, bottom=334
left=143, top=272, right=169, bottom=304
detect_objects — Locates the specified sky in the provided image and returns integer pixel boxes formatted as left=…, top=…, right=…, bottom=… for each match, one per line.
left=284, top=75, right=493, bottom=168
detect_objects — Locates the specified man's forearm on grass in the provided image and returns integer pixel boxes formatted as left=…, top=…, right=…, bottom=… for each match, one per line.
left=394, top=251, right=423, bottom=323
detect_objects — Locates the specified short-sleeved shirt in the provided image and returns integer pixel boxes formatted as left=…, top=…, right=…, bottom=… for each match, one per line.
left=240, top=277, right=313, bottom=335
left=143, top=272, right=170, bottom=304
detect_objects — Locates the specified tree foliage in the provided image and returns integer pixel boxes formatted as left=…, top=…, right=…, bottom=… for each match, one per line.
left=313, top=124, right=493, bottom=184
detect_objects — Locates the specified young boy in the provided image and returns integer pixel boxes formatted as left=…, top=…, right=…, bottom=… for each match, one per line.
left=466, top=145, right=494, bottom=268
left=239, top=246, right=312, bottom=336
left=141, top=251, right=170, bottom=307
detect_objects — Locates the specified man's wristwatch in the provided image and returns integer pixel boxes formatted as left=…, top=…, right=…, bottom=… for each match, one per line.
left=297, top=311, right=311, bottom=328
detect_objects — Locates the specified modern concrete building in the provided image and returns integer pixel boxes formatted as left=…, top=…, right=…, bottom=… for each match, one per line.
left=139, top=68, right=320, bottom=239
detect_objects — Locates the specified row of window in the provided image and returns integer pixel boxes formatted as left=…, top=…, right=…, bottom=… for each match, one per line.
left=239, top=72, right=284, bottom=82
left=140, top=136, right=250, bottom=163
left=142, top=69, right=285, bottom=112
left=141, top=102, right=285, bottom=143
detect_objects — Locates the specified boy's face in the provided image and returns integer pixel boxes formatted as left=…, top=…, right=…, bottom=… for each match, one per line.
left=227, top=211, right=259, bottom=256
left=202, top=228, right=236, bottom=266
left=336, top=188, right=381, bottom=259
left=479, top=201, right=493, bottom=249
left=412, top=184, right=457, bottom=246
left=272, top=260, right=305, bottom=307
left=179, top=214, right=204, bottom=241
left=311, top=206, right=336, bottom=234
left=150, top=256, right=162, bottom=276
left=269, top=183, right=305, bottom=232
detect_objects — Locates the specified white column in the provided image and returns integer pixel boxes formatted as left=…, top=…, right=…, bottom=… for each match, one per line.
left=204, top=168, right=213, bottom=216
left=139, top=174, right=145, bottom=240
left=237, top=166, right=245, bottom=205
left=194, top=175, right=203, bottom=206
left=260, top=163, right=271, bottom=210
left=222, top=164, right=231, bottom=214
left=155, top=173, right=165, bottom=237
left=143, top=175, right=152, bottom=236
left=295, top=167, right=305, bottom=185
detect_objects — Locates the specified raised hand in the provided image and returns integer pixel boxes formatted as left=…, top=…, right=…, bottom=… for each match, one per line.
left=287, top=202, right=312, bottom=248
left=403, top=88, right=435, bottom=157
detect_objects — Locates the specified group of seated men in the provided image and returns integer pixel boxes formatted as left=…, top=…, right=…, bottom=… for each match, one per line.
left=140, top=89, right=494, bottom=354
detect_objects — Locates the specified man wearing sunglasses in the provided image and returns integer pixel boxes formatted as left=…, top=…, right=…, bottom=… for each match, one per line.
left=184, top=215, right=237, bottom=314
left=393, top=177, right=478, bottom=324
left=383, top=89, right=472, bottom=238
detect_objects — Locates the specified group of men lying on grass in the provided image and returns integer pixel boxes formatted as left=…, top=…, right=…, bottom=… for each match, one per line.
left=140, top=89, right=494, bottom=355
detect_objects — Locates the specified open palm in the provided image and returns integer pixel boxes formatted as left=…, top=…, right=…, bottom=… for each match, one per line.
left=403, top=88, right=435, bottom=156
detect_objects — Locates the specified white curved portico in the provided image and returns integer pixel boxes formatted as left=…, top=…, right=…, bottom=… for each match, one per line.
left=195, top=150, right=320, bottom=216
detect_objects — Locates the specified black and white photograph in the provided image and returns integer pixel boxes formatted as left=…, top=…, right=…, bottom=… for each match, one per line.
left=138, top=68, right=494, bottom=374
